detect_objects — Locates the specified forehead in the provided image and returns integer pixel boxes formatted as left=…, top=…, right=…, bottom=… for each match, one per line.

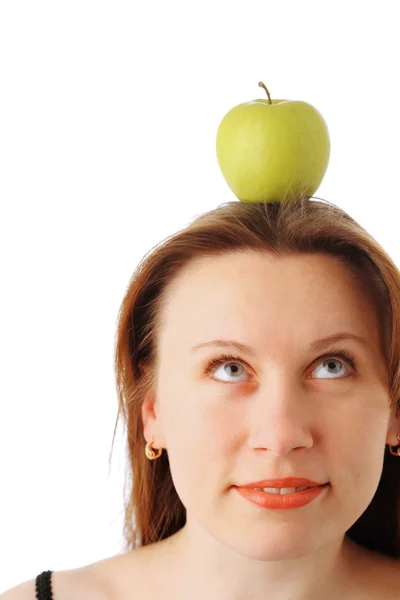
left=158, top=251, right=380, bottom=351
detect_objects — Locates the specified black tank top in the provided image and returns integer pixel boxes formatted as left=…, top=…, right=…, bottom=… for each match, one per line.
left=35, top=570, right=53, bottom=600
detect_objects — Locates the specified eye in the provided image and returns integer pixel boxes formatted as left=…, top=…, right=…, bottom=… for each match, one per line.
left=204, top=348, right=356, bottom=384
left=204, top=353, right=252, bottom=383
left=310, top=348, right=356, bottom=379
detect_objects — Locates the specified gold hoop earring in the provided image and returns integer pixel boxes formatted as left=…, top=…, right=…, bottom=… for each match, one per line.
left=389, top=433, right=400, bottom=456
left=145, top=436, right=163, bottom=460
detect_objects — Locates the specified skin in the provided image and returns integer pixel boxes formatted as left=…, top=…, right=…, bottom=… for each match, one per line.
left=141, top=250, right=400, bottom=600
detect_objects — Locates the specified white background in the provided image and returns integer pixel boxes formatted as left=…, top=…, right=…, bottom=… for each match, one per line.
left=1, top=0, right=399, bottom=593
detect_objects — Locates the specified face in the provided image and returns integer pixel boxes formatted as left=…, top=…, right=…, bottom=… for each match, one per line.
left=142, top=251, right=399, bottom=561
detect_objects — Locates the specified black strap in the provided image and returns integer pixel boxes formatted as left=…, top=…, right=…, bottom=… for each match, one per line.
left=35, top=570, right=53, bottom=600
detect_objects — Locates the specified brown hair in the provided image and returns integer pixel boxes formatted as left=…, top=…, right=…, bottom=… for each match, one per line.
left=110, top=194, right=400, bottom=557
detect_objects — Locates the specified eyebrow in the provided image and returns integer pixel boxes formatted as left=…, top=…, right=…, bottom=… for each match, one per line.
left=191, top=332, right=369, bottom=357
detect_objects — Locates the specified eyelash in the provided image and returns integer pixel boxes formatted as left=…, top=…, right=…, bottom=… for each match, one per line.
left=204, top=347, right=357, bottom=381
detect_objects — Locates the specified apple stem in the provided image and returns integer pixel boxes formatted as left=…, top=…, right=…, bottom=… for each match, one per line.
left=258, top=82, right=272, bottom=104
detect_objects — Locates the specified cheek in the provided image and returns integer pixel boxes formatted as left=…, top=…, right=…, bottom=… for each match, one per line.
left=164, top=394, right=236, bottom=459
left=327, top=399, right=389, bottom=498
left=161, top=394, right=237, bottom=505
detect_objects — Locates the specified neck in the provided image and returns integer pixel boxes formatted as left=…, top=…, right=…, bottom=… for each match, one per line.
left=163, top=522, right=364, bottom=600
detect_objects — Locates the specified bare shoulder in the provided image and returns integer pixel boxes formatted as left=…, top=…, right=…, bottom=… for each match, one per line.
left=355, top=548, right=400, bottom=599
left=89, top=542, right=172, bottom=599
left=0, top=578, right=36, bottom=600
left=0, top=563, right=110, bottom=600
left=0, top=543, right=160, bottom=600
left=375, top=554, right=400, bottom=599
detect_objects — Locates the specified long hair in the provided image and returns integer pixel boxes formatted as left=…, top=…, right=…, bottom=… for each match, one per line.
left=110, top=194, right=400, bottom=557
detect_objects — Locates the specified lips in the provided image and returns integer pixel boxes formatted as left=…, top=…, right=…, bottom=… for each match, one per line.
left=237, top=478, right=327, bottom=489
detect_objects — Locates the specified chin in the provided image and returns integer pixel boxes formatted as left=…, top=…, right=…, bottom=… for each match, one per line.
left=209, top=520, right=324, bottom=562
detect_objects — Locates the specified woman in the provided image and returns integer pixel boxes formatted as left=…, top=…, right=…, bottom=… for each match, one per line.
left=3, top=196, right=400, bottom=599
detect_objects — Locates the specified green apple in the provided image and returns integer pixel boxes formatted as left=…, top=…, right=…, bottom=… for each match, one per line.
left=216, top=82, right=330, bottom=203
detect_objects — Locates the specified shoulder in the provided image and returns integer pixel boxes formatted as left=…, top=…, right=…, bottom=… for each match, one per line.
left=0, top=578, right=35, bottom=600
left=355, top=550, right=400, bottom=599
left=375, top=555, right=400, bottom=599
left=0, top=548, right=152, bottom=600
left=0, top=563, right=112, bottom=600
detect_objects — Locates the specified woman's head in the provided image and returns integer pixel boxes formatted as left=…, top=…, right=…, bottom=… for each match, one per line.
left=112, top=195, right=400, bottom=558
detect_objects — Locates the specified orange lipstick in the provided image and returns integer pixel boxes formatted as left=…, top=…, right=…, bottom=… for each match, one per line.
left=234, top=483, right=329, bottom=510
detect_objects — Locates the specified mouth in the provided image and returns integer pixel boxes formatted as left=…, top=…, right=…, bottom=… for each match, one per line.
left=233, top=483, right=330, bottom=509
left=237, top=483, right=329, bottom=495
left=236, top=478, right=328, bottom=490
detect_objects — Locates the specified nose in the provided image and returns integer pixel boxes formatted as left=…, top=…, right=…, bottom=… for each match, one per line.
left=247, top=377, right=314, bottom=457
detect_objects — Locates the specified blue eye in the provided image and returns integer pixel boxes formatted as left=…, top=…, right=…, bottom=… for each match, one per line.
left=311, top=357, right=352, bottom=379
left=207, top=357, right=250, bottom=382
left=205, top=348, right=356, bottom=384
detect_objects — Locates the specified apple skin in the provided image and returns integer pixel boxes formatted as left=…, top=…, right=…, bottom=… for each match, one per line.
left=216, top=98, right=330, bottom=203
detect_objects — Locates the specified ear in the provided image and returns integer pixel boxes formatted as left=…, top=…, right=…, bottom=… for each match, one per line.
left=140, top=366, right=167, bottom=449
left=386, top=398, right=400, bottom=447
left=141, top=390, right=157, bottom=434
